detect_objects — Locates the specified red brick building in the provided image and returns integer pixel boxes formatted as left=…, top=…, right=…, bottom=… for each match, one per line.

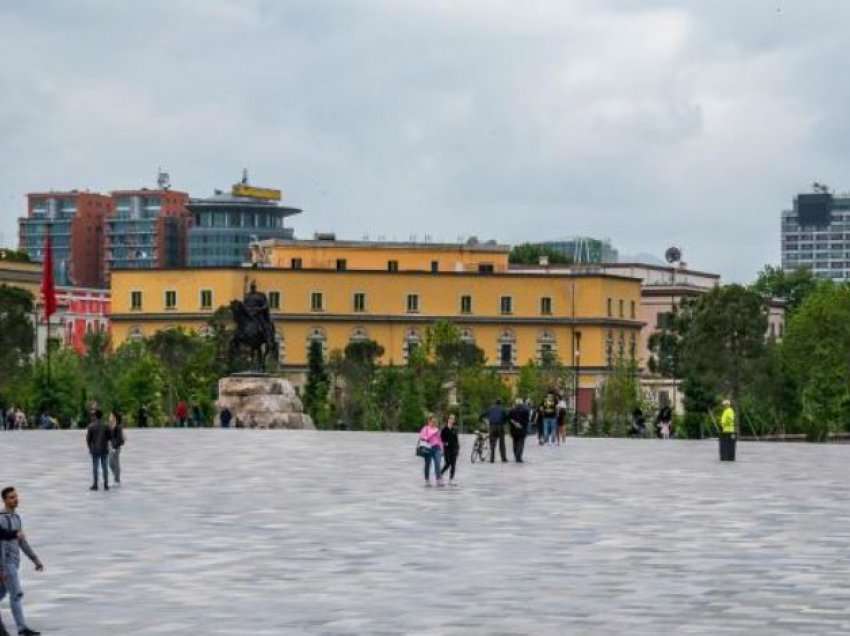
left=19, top=191, right=114, bottom=288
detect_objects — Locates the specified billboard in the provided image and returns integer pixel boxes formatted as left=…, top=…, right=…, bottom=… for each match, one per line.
left=796, top=193, right=833, bottom=226
left=232, top=183, right=282, bottom=201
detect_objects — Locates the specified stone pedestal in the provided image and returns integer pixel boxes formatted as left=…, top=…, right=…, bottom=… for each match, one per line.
left=217, top=374, right=315, bottom=430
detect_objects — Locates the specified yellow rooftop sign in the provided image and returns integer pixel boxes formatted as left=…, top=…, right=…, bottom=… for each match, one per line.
left=232, top=183, right=282, bottom=201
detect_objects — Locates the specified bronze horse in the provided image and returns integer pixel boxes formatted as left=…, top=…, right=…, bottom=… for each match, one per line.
left=229, top=300, right=278, bottom=371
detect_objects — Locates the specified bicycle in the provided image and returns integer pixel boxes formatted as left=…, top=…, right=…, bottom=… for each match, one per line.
left=470, top=430, right=489, bottom=463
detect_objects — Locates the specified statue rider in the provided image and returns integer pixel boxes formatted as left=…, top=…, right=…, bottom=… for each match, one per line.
left=243, top=282, right=275, bottom=345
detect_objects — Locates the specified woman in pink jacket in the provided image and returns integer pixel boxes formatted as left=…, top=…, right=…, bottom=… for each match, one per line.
left=418, top=414, right=444, bottom=487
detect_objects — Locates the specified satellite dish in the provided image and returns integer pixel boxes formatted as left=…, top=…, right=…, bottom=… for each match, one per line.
left=665, top=247, right=682, bottom=264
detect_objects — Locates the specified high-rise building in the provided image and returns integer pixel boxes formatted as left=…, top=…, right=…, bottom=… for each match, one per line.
left=105, top=188, right=190, bottom=278
left=187, top=177, right=300, bottom=267
left=18, top=191, right=113, bottom=287
left=782, top=190, right=850, bottom=280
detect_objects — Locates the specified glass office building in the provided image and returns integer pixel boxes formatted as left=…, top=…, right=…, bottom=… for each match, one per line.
left=187, top=192, right=300, bottom=267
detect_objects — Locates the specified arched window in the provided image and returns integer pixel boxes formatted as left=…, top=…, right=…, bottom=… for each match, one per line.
left=306, top=326, right=327, bottom=357
left=404, top=328, right=421, bottom=363
left=497, top=329, right=516, bottom=368
left=537, top=330, right=557, bottom=364
left=350, top=326, right=369, bottom=343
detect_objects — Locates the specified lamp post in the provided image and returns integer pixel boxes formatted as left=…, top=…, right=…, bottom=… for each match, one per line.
left=573, top=331, right=581, bottom=436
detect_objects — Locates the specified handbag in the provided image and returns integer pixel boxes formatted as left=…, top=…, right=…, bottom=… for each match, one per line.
left=415, top=439, right=432, bottom=458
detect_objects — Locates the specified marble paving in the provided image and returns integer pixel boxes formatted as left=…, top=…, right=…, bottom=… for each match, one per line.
left=1, top=430, right=849, bottom=635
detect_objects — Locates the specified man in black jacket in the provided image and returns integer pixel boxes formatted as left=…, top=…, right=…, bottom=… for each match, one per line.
left=508, top=399, right=530, bottom=462
left=481, top=399, right=508, bottom=463
left=439, top=414, right=460, bottom=485
left=86, top=410, right=112, bottom=491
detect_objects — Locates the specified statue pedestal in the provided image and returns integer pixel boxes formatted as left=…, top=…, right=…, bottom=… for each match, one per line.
left=217, top=374, right=315, bottom=430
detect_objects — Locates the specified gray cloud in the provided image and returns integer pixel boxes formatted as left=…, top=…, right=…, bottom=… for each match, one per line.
left=3, top=0, right=850, bottom=281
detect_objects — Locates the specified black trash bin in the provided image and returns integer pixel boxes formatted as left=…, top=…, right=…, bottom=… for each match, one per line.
left=719, top=433, right=736, bottom=461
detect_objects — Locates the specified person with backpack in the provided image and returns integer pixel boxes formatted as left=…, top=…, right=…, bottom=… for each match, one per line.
left=417, top=414, right=444, bottom=487
left=440, top=414, right=460, bottom=485
left=0, top=486, right=43, bottom=636
left=108, top=410, right=125, bottom=486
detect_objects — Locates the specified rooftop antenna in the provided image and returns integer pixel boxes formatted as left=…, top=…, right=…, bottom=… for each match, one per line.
left=242, top=168, right=249, bottom=185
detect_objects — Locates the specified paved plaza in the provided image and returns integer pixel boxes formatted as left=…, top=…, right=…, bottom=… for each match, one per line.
left=1, top=430, right=849, bottom=635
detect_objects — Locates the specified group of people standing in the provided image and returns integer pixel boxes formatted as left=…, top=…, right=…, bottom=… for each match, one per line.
left=1, top=408, right=29, bottom=431
left=85, top=409, right=125, bottom=491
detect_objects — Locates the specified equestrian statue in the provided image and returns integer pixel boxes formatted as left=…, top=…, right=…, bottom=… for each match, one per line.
left=230, top=282, right=278, bottom=371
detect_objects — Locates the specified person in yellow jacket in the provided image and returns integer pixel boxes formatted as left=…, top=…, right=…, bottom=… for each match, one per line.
left=719, top=399, right=736, bottom=461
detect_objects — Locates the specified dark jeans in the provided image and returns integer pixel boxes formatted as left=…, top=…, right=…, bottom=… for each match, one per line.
left=441, top=450, right=458, bottom=479
left=719, top=433, right=736, bottom=461
left=489, top=429, right=507, bottom=462
left=91, top=453, right=109, bottom=487
left=512, top=434, right=526, bottom=462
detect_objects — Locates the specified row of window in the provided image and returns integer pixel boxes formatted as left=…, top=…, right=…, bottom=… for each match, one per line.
left=606, top=298, right=637, bottom=319
left=129, top=289, right=559, bottom=315
left=290, top=258, right=495, bottom=273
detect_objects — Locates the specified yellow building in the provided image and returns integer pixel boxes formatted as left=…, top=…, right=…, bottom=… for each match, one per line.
left=110, top=239, right=643, bottom=407
left=0, top=252, right=41, bottom=295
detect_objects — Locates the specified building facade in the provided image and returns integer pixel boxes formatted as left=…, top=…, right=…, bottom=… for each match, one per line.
left=19, top=191, right=113, bottom=287
left=110, top=240, right=643, bottom=409
left=187, top=182, right=300, bottom=267
left=105, top=189, right=190, bottom=278
left=0, top=253, right=110, bottom=355
left=781, top=192, right=850, bottom=280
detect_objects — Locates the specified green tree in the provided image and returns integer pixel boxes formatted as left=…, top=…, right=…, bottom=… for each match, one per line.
left=80, top=329, right=115, bottom=409
left=751, top=265, right=818, bottom=315
left=509, top=243, right=573, bottom=265
left=782, top=282, right=850, bottom=440
left=335, top=340, right=385, bottom=429
left=678, top=285, right=768, bottom=431
left=27, top=348, right=83, bottom=422
left=598, top=357, right=641, bottom=436
left=303, top=340, right=331, bottom=428
left=372, top=365, right=404, bottom=430
left=112, top=340, right=166, bottom=425
left=0, top=285, right=35, bottom=406
left=398, top=367, right=426, bottom=431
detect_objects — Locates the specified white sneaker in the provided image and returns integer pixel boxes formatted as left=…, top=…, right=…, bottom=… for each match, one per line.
left=424, top=481, right=433, bottom=487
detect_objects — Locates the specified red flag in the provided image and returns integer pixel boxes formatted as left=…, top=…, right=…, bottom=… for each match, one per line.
left=41, top=227, right=57, bottom=320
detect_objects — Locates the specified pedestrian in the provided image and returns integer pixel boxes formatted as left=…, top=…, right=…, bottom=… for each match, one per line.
left=508, top=398, right=530, bottom=462
left=480, top=398, right=508, bottom=463
left=136, top=404, right=149, bottom=428
left=108, top=410, right=125, bottom=486
left=656, top=403, right=673, bottom=439
left=629, top=406, right=646, bottom=437
left=175, top=400, right=188, bottom=427
left=219, top=407, right=233, bottom=428
left=191, top=403, right=202, bottom=428
left=556, top=396, right=568, bottom=445
left=86, top=409, right=112, bottom=491
left=440, top=414, right=460, bottom=485
left=719, top=399, right=736, bottom=461
left=13, top=410, right=25, bottom=431
left=0, top=486, right=43, bottom=636
left=418, top=414, right=444, bottom=487
left=541, top=392, right=557, bottom=446
left=1, top=407, right=12, bottom=432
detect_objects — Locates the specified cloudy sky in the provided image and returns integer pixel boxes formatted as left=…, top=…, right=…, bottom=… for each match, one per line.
left=2, top=0, right=849, bottom=281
